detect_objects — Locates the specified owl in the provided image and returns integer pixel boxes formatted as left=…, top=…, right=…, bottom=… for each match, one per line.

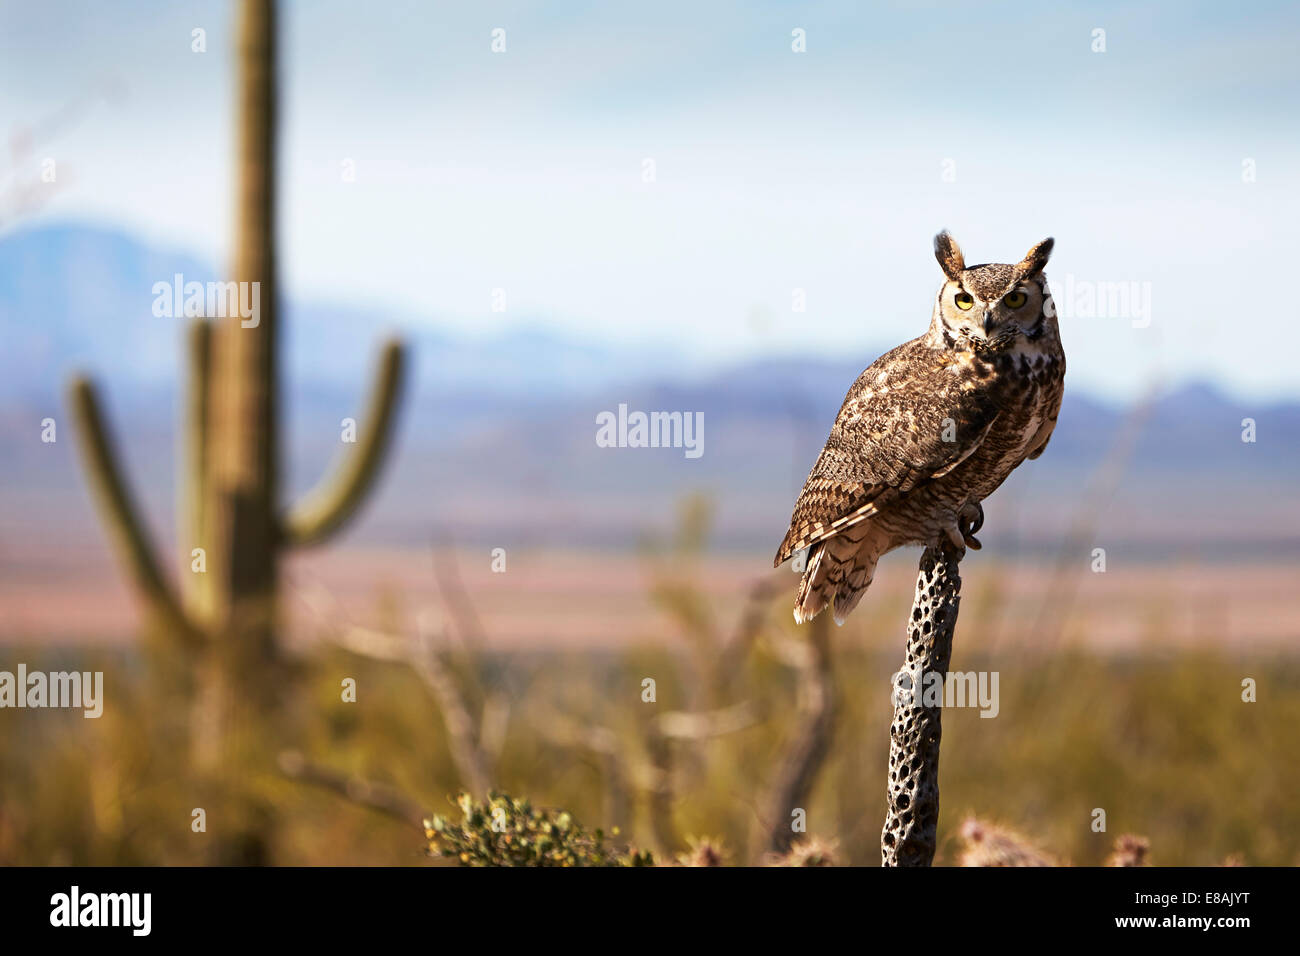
left=774, top=232, right=1065, bottom=624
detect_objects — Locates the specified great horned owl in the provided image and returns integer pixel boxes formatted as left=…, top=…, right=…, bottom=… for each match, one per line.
left=774, top=232, right=1065, bottom=624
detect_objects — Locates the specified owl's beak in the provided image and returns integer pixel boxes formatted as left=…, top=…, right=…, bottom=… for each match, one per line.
left=981, top=312, right=996, bottom=335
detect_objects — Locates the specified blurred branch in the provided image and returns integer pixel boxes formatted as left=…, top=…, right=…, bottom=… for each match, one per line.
left=326, top=622, right=410, bottom=662
left=479, top=690, right=512, bottom=768
left=433, top=547, right=542, bottom=724
left=293, top=582, right=494, bottom=796
left=753, top=612, right=835, bottom=860
left=534, top=697, right=759, bottom=851
left=642, top=495, right=722, bottom=708
left=535, top=711, right=631, bottom=830
left=651, top=700, right=760, bottom=741
left=432, top=547, right=489, bottom=649
left=277, top=750, right=428, bottom=831
left=713, top=576, right=784, bottom=699
left=644, top=700, right=760, bottom=857
left=412, top=610, right=493, bottom=796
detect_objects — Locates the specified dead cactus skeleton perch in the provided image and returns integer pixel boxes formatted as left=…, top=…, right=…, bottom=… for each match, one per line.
left=881, top=540, right=963, bottom=867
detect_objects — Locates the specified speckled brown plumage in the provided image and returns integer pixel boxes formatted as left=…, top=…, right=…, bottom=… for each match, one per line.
left=775, top=232, right=1065, bottom=624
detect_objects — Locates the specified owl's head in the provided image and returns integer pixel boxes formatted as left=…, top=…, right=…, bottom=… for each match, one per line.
left=929, top=232, right=1056, bottom=352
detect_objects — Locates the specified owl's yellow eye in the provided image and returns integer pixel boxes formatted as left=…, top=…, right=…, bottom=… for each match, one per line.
left=954, top=292, right=974, bottom=311
left=1003, top=290, right=1027, bottom=309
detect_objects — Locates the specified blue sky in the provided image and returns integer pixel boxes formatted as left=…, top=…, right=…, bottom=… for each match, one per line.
left=2, top=0, right=1299, bottom=400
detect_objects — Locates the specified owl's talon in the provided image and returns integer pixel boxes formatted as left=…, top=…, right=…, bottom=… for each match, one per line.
left=958, top=502, right=984, bottom=550
left=942, top=524, right=968, bottom=554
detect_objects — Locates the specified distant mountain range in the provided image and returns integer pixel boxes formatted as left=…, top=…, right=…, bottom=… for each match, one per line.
left=0, top=223, right=684, bottom=402
left=3, top=223, right=1298, bottom=563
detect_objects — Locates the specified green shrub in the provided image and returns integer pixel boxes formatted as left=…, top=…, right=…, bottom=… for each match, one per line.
left=425, top=792, right=654, bottom=867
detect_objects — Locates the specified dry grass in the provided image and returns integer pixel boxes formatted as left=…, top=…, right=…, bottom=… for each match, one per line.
left=1, top=637, right=1296, bottom=866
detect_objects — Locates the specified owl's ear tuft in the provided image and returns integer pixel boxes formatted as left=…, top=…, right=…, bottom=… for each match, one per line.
left=933, top=231, right=965, bottom=281
left=1015, top=237, right=1054, bottom=279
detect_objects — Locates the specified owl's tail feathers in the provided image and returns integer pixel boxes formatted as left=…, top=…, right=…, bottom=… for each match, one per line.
left=792, top=544, right=830, bottom=624
left=793, top=536, right=880, bottom=626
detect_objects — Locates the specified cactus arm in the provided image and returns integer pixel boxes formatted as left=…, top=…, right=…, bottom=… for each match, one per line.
left=281, top=338, right=406, bottom=548
left=180, top=319, right=213, bottom=622
left=67, top=375, right=203, bottom=649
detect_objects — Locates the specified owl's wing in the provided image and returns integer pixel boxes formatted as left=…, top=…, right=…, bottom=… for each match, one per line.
left=773, top=351, right=1000, bottom=567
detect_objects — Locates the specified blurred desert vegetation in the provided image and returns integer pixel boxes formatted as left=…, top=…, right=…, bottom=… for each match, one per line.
left=2, top=497, right=1297, bottom=867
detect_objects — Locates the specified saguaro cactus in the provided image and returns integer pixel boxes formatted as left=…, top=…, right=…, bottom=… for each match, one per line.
left=755, top=611, right=835, bottom=860
left=880, top=542, right=963, bottom=866
left=67, top=0, right=406, bottom=775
